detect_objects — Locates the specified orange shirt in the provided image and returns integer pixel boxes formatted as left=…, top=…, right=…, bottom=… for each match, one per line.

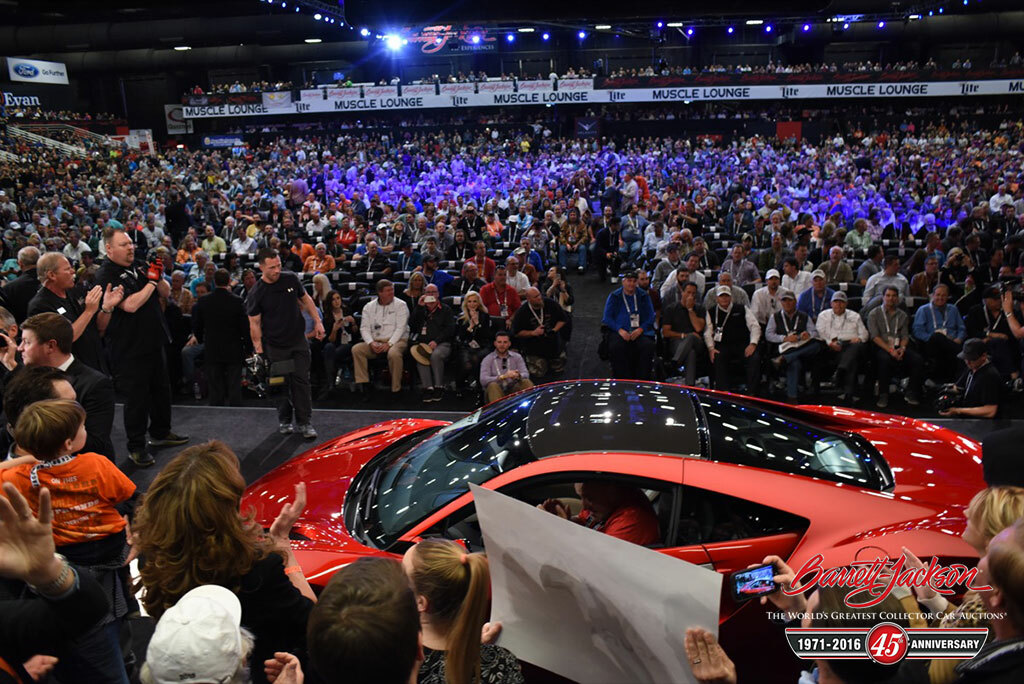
left=0, top=452, right=135, bottom=546
left=303, top=254, right=336, bottom=273
left=291, top=243, right=316, bottom=262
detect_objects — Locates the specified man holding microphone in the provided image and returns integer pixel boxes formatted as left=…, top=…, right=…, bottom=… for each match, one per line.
left=247, top=248, right=324, bottom=439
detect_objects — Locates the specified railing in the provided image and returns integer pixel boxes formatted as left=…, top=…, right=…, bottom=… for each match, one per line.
left=7, top=125, right=87, bottom=156
left=18, top=122, right=114, bottom=147
left=0, top=148, right=21, bottom=162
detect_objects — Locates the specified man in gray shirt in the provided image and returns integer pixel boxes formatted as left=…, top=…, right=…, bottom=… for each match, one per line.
left=480, top=330, right=533, bottom=403
left=863, top=255, right=910, bottom=312
left=867, top=286, right=924, bottom=408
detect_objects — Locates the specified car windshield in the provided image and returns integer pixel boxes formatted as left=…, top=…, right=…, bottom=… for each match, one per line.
left=355, top=381, right=701, bottom=548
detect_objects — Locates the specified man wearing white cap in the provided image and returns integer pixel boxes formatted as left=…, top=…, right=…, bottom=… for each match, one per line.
left=750, top=269, right=783, bottom=326
left=143, top=585, right=254, bottom=684
left=815, top=291, right=869, bottom=402
left=796, top=269, right=836, bottom=322
left=704, top=285, right=761, bottom=393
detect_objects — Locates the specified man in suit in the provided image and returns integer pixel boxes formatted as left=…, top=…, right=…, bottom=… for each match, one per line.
left=3, top=246, right=41, bottom=323
left=18, top=312, right=116, bottom=460
left=193, top=269, right=250, bottom=406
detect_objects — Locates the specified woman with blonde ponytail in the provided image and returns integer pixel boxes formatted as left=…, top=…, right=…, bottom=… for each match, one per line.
left=403, top=539, right=523, bottom=684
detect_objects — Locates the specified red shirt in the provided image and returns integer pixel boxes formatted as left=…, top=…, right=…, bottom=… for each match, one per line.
left=578, top=502, right=660, bottom=546
left=480, top=282, right=521, bottom=320
left=472, top=256, right=497, bottom=282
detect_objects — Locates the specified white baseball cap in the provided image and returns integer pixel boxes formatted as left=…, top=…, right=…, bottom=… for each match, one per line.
left=146, top=585, right=244, bottom=684
left=766, top=269, right=781, bottom=280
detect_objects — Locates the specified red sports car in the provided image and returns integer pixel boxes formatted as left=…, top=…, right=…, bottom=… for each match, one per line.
left=244, top=380, right=984, bottom=674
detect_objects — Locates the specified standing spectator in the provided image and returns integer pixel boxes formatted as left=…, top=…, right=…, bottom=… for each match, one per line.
left=28, top=252, right=122, bottom=373
left=95, top=228, right=188, bottom=467
left=749, top=269, right=783, bottom=326
left=455, top=292, right=493, bottom=395
left=594, top=216, right=623, bottom=282
left=18, top=313, right=115, bottom=459
left=194, top=269, right=249, bottom=406
left=480, top=330, right=532, bottom=402
left=815, top=291, right=869, bottom=402
left=408, top=284, right=455, bottom=403
left=3, top=246, right=40, bottom=322
left=480, top=267, right=521, bottom=327
left=246, top=248, right=324, bottom=439
left=602, top=271, right=656, bottom=380
left=403, top=539, right=523, bottom=684
left=661, top=282, right=705, bottom=386
left=704, top=286, right=761, bottom=393
left=511, top=287, right=567, bottom=376
left=912, top=284, right=966, bottom=383
left=868, top=286, right=924, bottom=408
left=797, top=270, right=836, bottom=323
left=765, top=289, right=821, bottom=402
left=352, top=279, right=410, bottom=399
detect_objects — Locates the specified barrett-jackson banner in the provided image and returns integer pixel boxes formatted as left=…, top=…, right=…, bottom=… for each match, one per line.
left=183, top=92, right=264, bottom=106
left=180, top=75, right=1024, bottom=119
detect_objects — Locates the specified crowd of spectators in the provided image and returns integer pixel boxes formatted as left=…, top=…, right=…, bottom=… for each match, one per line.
left=189, top=80, right=295, bottom=95
left=1, top=107, right=121, bottom=124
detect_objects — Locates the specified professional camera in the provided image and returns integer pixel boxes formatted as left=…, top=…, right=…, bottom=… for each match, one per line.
left=998, top=276, right=1024, bottom=302
left=243, top=353, right=269, bottom=398
left=934, top=383, right=961, bottom=413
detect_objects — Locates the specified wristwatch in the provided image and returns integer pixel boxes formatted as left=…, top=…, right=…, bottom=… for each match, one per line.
left=28, top=554, right=72, bottom=597
left=100, top=306, right=114, bottom=314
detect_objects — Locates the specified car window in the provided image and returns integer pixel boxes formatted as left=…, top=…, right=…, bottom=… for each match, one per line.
left=677, top=485, right=808, bottom=546
left=697, top=395, right=882, bottom=489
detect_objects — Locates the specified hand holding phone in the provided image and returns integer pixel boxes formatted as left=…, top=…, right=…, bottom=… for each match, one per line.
left=730, top=564, right=779, bottom=603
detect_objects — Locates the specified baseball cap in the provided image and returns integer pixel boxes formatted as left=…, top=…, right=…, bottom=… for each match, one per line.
left=145, top=585, right=244, bottom=684
left=982, top=285, right=1001, bottom=300
left=831, top=291, right=848, bottom=302
left=958, top=338, right=987, bottom=362
left=811, top=269, right=826, bottom=280
left=715, top=285, right=732, bottom=297
left=622, top=269, right=639, bottom=280
left=766, top=269, right=781, bottom=281
left=779, top=288, right=796, bottom=300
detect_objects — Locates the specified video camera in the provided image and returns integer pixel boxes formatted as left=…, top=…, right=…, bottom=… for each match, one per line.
left=998, top=276, right=1024, bottom=303
left=934, top=383, right=961, bottom=413
left=243, top=353, right=297, bottom=399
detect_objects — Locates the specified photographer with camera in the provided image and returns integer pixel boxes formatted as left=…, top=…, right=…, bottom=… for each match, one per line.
left=247, top=248, right=324, bottom=439
left=95, top=228, right=189, bottom=467
left=937, top=339, right=1004, bottom=418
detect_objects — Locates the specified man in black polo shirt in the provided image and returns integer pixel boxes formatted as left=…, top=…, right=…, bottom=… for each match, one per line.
left=938, top=338, right=1005, bottom=419
left=660, top=281, right=705, bottom=386
left=247, top=248, right=325, bottom=439
left=28, top=252, right=123, bottom=374
left=95, top=227, right=189, bottom=466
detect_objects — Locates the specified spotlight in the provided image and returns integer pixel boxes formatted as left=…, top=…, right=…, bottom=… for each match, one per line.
left=877, top=20, right=885, bottom=28
left=939, top=7, right=944, bottom=13
left=909, top=14, right=922, bottom=19
left=686, top=28, right=694, bottom=36
left=727, top=26, right=734, bottom=34
left=656, top=21, right=664, bottom=28
left=963, top=0, right=968, bottom=4
left=802, top=24, right=810, bottom=31
left=506, top=33, right=515, bottom=42
left=280, top=1, right=286, bottom=6
left=360, top=27, right=370, bottom=37
left=578, top=30, right=586, bottom=39
left=928, top=10, right=934, bottom=16
left=471, top=34, right=481, bottom=44
left=304, top=38, right=322, bottom=43
left=666, top=22, right=683, bottom=27
left=384, top=34, right=403, bottom=51
left=314, top=13, right=321, bottom=19
left=595, top=24, right=612, bottom=30
left=843, top=22, right=850, bottom=29
left=542, top=32, right=550, bottom=40
left=518, top=28, right=535, bottom=33
left=173, top=45, right=191, bottom=51
left=765, top=24, right=773, bottom=32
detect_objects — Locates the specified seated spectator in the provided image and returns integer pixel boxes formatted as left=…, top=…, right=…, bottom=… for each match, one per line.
left=797, top=270, right=836, bottom=323
left=719, top=244, right=760, bottom=287
left=819, top=245, right=854, bottom=284
left=766, top=289, right=821, bottom=401
left=402, top=539, right=523, bottom=683
left=420, top=254, right=453, bottom=293
left=749, top=269, right=783, bottom=326
left=133, top=441, right=314, bottom=681
left=704, top=285, right=761, bottom=393
left=505, top=256, right=530, bottom=295
left=701, top=271, right=749, bottom=312
left=302, top=242, right=335, bottom=274
left=515, top=237, right=544, bottom=273
left=966, top=286, right=1022, bottom=384
left=446, top=229, right=472, bottom=263
left=401, top=271, right=426, bottom=308
left=409, top=284, right=456, bottom=403
left=938, top=339, right=1004, bottom=418
left=468, top=241, right=496, bottom=282
left=857, top=245, right=885, bottom=285
left=537, top=480, right=660, bottom=546
left=912, top=284, right=966, bottom=383
left=19, top=313, right=115, bottom=459
left=756, top=232, right=790, bottom=274
left=863, top=255, right=910, bottom=311
left=661, top=282, right=705, bottom=386
left=230, top=226, right=258, bottom=256
left=480, top=266, right=521, bottom=327
left=353, top=240, right=391, bottom=276
left=868, top=286, right=924, bottom=408
left=446, top=261, right=485, bottom=297
left=480, top=330, right=533, bottom=402
left=319, top=290, right=357, bottom=399
left=305, top=557, right=423, bottom=684
left=910, top=253, right=940, bottom=297
left=353, top=280, right=409, bottom=397
left=0, top=366, right=76, bottom=461
left=511, top=286, right=567, bottom=376
left=0, top=482, right=109, bottom=684
left=454, top=291, right=493, bottom=394
left=396, top=239, right=422, bottom=272
left=176, top=235, right=201, bottom=265
left=781, top=258, right=813, bottom=297
left=651, top=242, right=683, bottom=290
left=602, top=270, right=656, bottom=380
left=2, top=399, right=135, bottom=684
left=142, top=585, right=253, bottom=684
left=815, top=291, right=869, bottom=402
left=844, top=218, right=874, bottom=251
left=201, top=225, right=227, bottom=257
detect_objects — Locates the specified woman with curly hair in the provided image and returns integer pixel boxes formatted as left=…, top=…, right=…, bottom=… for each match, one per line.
left=133, top=441, right=314, bottom=679
left=403, top=539, right=523, bottom=684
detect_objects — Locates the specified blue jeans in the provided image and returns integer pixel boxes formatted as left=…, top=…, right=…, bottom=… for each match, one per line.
left=55, top=620, right=130, bottom=684
left=779, top=341, right=821, bottom=399
left=618, top=239, right=642, bottom=265
left=181, top=342, right=205, bottom=384
left=558, top=244, right=587, bottom=270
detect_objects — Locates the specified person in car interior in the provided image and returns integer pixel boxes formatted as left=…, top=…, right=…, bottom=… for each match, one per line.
left=536, top=480, right=660, bottom=546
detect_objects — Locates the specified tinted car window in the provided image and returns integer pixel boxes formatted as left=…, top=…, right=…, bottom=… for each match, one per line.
left=678, top=486, right=807, bottom=545
left=697, top=395, right=882, bottom=489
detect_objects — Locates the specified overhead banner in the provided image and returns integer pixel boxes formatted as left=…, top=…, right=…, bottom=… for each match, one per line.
left=181, top=76, right=1024, bottom=119
left=7, top=57, right=69, bottom=85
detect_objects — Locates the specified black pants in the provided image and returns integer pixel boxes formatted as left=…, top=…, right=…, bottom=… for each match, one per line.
left=713, top=345, right=761, bottom=393
left=594, top=250, right=621, bottom=280
left=206, top=361, right=243, bottom=406
left=925, top=333, right=962, bottom=382
left=457, top=344, right=488, bottom=387
left=114, top=349, right=172, bottom=453
left=268, top=340, right=312, bottom=426
left=608, top=333, right=656, bottom=380
left=820, top=342, right=865, bottom=395
left=874, top=346, right=925, bottom=399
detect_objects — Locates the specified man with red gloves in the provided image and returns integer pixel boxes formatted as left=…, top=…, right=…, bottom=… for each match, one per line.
left=95, top=228, right=189, bottom=467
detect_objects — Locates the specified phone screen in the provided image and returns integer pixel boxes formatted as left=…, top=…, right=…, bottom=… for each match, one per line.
left=731, top=564, right=778, bottom=602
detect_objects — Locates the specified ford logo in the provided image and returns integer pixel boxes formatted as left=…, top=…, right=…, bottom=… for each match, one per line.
left=13, top=63, right=39, bottom=78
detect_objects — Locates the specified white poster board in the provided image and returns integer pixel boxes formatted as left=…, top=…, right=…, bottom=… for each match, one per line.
left=471, top=485, right=722, bottom=684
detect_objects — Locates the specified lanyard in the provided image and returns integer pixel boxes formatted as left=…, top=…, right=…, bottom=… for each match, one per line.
left=494, top=354, right=510, bottom=377
left=622, top=292, right=638, bottom=314
left=401, top=253, right=412, bottom=270
left=812, top=291, right=826, bottom=317
left=964, top=370, right=976, bottom=397
left=984, top=307, right=1002, bottom=331
left=30, top=454, right=76, bottom=488
left=884, top=309, right=900, bottom=339
left=529, top=303, right=544, bottom=327
left=930, top=304, right=944, bottom=329
left=780, top=312, right=797, bottom=335
left=714, top=304, right=732, bottom=329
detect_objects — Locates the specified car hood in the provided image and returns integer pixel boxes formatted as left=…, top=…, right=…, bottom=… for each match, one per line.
left=242, top=418, right=449, bottom=551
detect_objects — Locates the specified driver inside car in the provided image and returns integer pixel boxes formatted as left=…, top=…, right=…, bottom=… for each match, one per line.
left=537, top=480, right=661, bottom=546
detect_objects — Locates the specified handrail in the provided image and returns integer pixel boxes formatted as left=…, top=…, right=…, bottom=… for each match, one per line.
left=7, top=125, right=87, bottom=156
left=19, top=122, right=113, bottom=146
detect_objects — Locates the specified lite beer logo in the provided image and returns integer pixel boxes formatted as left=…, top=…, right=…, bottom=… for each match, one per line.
left=783, top=552, right=991, bottom=608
